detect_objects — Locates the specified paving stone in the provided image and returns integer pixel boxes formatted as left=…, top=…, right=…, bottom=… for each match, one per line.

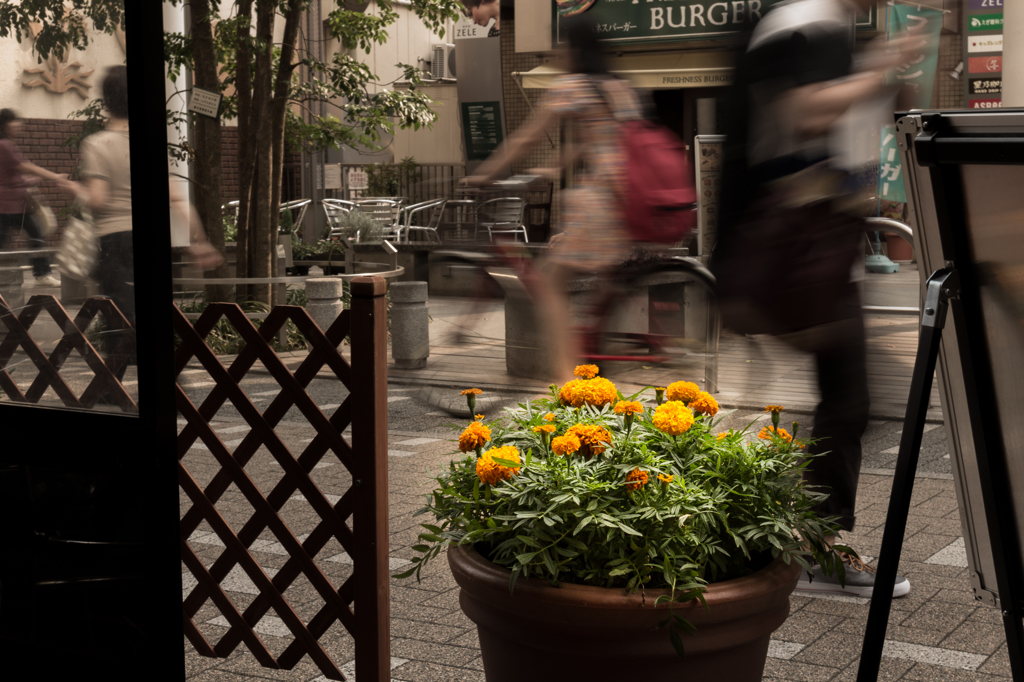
left=903, top=660, right=1011, bottom=680
left=761, top=657, right=840, bottom=681
left=898, top=602, right=976, bottom=632
left=793, top=631, right=874, bottom=668
left=390, top=639, right=481, bottom=668
left=830, top=656, right=915, bottom=681
left=390, top=660, right=487, bottom=682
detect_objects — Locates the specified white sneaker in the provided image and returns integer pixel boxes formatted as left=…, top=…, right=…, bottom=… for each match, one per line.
left=35, top=275, right=60, bottom=287
left=795, top=551, right=910, bottom=599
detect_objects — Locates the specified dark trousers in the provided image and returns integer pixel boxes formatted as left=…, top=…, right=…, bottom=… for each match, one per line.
left=95, top=231, right=135, bottom=380
left=803, top=285, right=870, bottom=532
left=0, top=211, right=52, bottom=277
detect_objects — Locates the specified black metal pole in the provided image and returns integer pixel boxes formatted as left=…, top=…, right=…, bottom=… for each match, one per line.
left=856, top=269, right=956, bottom=682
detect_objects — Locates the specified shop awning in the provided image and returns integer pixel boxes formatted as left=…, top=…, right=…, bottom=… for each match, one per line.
left=514, top=52, right=735, bottom=90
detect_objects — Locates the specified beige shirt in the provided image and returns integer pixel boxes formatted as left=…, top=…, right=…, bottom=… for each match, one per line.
left=80, top=129, right=132, bottom=236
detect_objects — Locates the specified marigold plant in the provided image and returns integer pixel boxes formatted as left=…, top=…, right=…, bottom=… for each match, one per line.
left=666, top=381, right=701, bottom=404
left=551, top=433, right=581, bottom=456
left=689, top=392, right=719, bottom=417
left=459, top=421, right=491, bottom=453
left=758, top=425, right=793, bottom=443
left=574, top=364, right=600, bottom=379
left=625, top=468, right=649, bottom=491
left=652, top=401, right=695, bottom=436
left=614, top=400, right=644, bottom=416
left=566, top=423, right=612, bottom=458
left=405, top=373, right=849, bottom=659
left=476, top=446, right=521, bottom=485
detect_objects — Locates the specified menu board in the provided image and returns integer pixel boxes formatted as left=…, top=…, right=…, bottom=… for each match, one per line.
left=694, top=135, right=724, bottom=258
left=461, top=101, right=505, bottom=161
left=965, top=0, right=1004, bottom=108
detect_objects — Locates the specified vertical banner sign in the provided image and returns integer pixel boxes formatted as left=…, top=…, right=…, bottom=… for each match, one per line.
left=877, top=6, right=943, bottom=207
left=965, top=0, right=1004, bottom=109
left=455, top=0, right=507, bottom=172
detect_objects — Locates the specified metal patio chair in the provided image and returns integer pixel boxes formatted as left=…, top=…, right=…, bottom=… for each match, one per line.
left=322, top=199, right=355, bottom=238
left=397, top=198, right=447, bottom=244
left=478, top=197, right=528, bottom=243
left=353, top=198, right=403, bottom=242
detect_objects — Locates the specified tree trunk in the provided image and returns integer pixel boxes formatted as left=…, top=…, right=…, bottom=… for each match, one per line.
left=250, top=1, right=275, bottom=305
left=270, top=0, right=304, bottom=279
left=190, top=0, right=231, bottom=304
left=234, top=0, right=254, bottom=303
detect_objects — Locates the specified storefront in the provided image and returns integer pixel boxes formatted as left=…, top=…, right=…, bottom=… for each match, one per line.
left=502, top=0, right=965, bottom=249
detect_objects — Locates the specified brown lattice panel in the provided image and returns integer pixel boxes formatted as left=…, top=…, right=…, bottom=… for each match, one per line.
left=177, top=278, right=390, bottom=681
left=0, top=293, right=136, bottom=411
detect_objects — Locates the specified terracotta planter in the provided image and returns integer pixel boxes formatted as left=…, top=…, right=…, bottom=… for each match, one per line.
left=448, top=544, right=801, bottom=681
left=886, top=234, right=914, bottom=262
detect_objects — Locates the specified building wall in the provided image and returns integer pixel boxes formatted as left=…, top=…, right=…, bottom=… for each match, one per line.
left=935, top=31, right=966, bottom=110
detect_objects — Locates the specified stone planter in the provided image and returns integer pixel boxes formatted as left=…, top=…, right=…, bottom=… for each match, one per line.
left=447, top=544, right=800, bottom=681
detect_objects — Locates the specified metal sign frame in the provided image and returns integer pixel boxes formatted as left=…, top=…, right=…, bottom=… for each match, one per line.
left=856, top=108, right=1024, bottom=681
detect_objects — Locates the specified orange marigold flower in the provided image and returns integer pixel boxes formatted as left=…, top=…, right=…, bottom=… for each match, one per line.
left=758, top=425, right=793, bottom=443
left=560, top=377, right=618, bottom=409
left=652, top=401, right=695, bottom=436
left=625, top=468, right=649, bottom=491
left=476, top=446, right=521, bottom=485
left=574, top=364, right=600, bottom=379
left=533, top=424, right=556, bottom=434
left=657, top=473, right=674, bottom=484
left=565, top=423, right=613, bottom=458
left=764, top=404, right=785, bottom=413
left=559, top=379, right=586, bottom=406
left=716, top=431, right=731, bottom=440
left=689, top=391, right=719, bottom=417
left=459, top=421, right=491, bottom=453
left=461, top=388, right=483, bottom=396
left=665, top=381, right=701, bottom=404
left=614, top=400, right=644, bottom=416
left=543, top=412, right=556, bottom=421
left=474, top=414, right=485, bottom=421
left=551, top=433, right=581, bottom=456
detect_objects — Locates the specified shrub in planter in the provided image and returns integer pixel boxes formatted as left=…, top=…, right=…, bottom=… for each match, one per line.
left=401, top=370, right=851, bottom=679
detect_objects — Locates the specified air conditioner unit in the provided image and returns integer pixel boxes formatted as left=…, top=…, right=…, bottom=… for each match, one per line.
left=431, top=43, right=456, bottom=80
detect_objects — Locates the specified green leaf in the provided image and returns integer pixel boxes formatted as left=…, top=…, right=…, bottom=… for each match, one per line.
left=411, top=544, right=430, bottom=553
left=517, top=535, right=542, bottom=548
left=669, top=626, right=687, bottom=658
left=516, top=551, right=540, bottom=564
left=391, top=567, right=417, bottom=579
left=492, top=457, right=520, bottom=468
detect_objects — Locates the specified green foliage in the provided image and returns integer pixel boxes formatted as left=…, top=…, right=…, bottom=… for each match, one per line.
left=174, top=290, right=310, bottom=354
left=223, top=213, right=238, bottom=243
left=400, top=381, right=848, bottom=655
left=365, top=157, right=421, bottom=198
left=0, top=1, right=124, bottom=63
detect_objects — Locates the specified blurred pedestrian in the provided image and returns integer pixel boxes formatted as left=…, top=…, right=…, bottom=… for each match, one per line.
left=0, top=108, right=77, bottom=287
left=72, top=66, right=221, bottom=389
left=463, top=15, right=641, bottom=382
left=711, top=0, right=928, bottom=597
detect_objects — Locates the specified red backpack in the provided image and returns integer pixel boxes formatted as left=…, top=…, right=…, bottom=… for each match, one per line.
left=594, top=79, right=697, bottom=245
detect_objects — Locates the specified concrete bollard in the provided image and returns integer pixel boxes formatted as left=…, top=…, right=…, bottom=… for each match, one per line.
left=390, top=281, right=429, bottom=369
left=304, top=278, right=345, bottom=345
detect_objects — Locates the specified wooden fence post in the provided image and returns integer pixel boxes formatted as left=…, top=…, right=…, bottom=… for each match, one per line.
left=349, top=276, right=390, bottom=681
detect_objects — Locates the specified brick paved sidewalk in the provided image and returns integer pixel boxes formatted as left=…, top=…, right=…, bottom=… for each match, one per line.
left=181, top=401, right=1007, bottom=682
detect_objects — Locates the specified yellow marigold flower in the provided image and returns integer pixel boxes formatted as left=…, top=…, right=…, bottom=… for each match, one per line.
left=614, top=400, right=644, bottom=416
left=461, top=388, right=483, bottom=396
left=574, top=364, right=600, bottom=379
left=474, top=414, right=485, bottom=421
left=459, top=421, right=491, bottom=453
left=625, top=468, right=649, bottom=491
left=533, top=424, right=556, bottom=434
left=657, top=473, right=674, bottom=484
left=758, top=425, right=793, bottom=443
left=716, top=431, right=731, bottom=440
left=652, top=401, right=695, bottom=436
left=764, top=404, right=785, bottom=413
left=551, top=433, right=581, bottom=456
left=476, top=446, right=521, bottom=485
left=565, top=423, right=613, bottom=458
left=543, top=412, right=556, bottom=421
left=666, top=381, right=701, bottom=404
left=689, top=391, right=719, bottom=417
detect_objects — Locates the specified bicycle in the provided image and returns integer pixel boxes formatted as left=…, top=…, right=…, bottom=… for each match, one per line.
left=410, top=176, right=719, bottom=415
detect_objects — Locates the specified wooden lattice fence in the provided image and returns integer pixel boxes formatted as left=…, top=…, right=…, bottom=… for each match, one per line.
left=176, top=277, right=389, bottom=681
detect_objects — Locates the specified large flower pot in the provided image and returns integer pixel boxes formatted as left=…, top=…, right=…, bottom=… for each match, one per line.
left=448, top=544, right=801, bottom=681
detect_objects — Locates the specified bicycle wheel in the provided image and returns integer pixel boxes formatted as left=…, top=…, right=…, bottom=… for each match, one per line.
left=400, top=252, right=539, bottom=417
left=591, top=257, right=719, bottom=394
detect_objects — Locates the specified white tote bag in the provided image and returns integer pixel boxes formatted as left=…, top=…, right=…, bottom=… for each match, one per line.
left=55, top=208, right=98, bottom=280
